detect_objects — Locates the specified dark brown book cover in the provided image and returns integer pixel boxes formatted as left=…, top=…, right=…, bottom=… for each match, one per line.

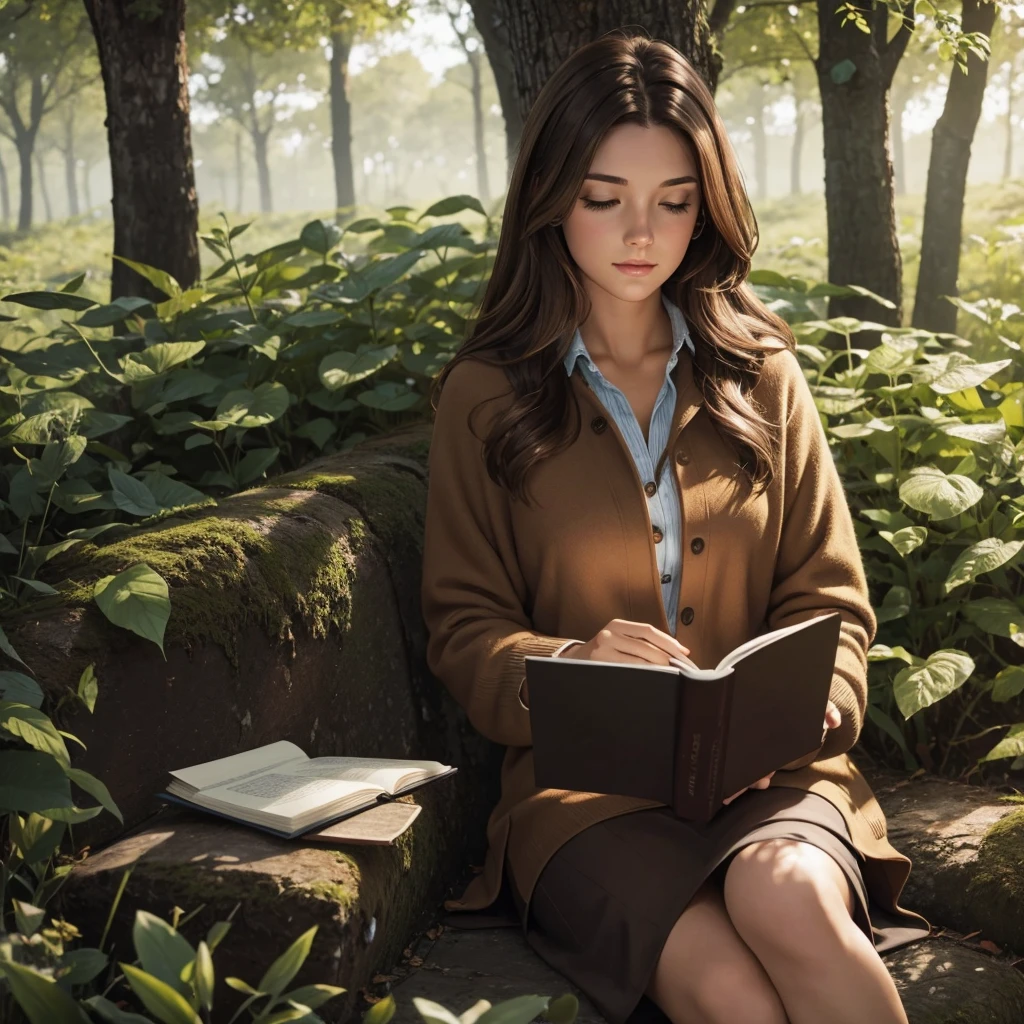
left=526, top=612, right=842, bottom=823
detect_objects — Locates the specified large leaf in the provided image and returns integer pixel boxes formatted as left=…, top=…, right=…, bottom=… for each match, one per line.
left=77, top=296, right=154, bottom=328
left=109, top=468, right=161, bottom=517
left=66, top=766, right=123, bottom=822
left=928, top=358, right=1012, bottom=394
left=112, top=256, right=182, bottom=298
left=133, top=910, right=196, bottom=1001
left=30, top=436, right=88, bottom=488
left=215, top=381, right=290, bottom=428
left=898, top=467, right=983, bottom=520
left=0, top=671, right=44, bottom=708
left=120, top=341, right=206, bottom=383
left=299, top=218, right=343, bottom=255
left=0, top=750, right=73, bottom=813
left=991, top=666, right=1024, bottom=703
left=980, top=723, right=1024, bottom=762
left=318, top=345, right=397, bottom=390
left=0, top=703, right=70, bottom=768
left=878, top=526, right=928, bottom=557
left=893, top=649, right=975, bottom=718
left=84, top=994, right=154, bottom=1023
left=945, top=538, right=1024, bottom=592
left=120, top=963, right=201, bottom=1024
left=1, top=290, right=97, bottom=312
left=93, top=563, right=170, bottom=656
left=0, top=961, right=88, bottom=1024
left=963, top=597, right=1024, bottom=644
left=257, top=925, right=318, bottom=999
left=234, top=447, right=280, bottom=485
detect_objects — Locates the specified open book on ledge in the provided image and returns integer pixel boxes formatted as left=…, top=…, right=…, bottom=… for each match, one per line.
left=526, top=612, right=843, bottom=823
left=159, top=740, right=458, bottom=839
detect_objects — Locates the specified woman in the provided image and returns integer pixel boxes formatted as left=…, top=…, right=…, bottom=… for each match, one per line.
left=420, top=29, right=931, bottom=1024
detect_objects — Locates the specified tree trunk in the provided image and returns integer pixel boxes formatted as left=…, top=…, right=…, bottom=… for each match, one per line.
left=329, top=26, right=356, bottom=223
left=482, top=0, right=717, bottom=138
left=0, top=146, right=10, bottom=226
left=790, top=101, right=805, bottom=196
left=81, top=160, right=94, bottom=213
left=468, top=48, right=491, bottom=208
left=1004, top=57, right=1018, bottom=182
left=83, top=0, right=200, bottom=301
left=35, top=151, right=52, bottom=221
left=815, top=0, right=914, bottom=338
left=912, top=0, right=998, bottom=334
left=891, top=88, right=907, bottom=196
left=234, top=127, right=244, bottom=213
left=64, top=116, right=80, bottom=217
left=251, top=126, right=272, bottom=214
left=15, top=133, right=34, bottom=231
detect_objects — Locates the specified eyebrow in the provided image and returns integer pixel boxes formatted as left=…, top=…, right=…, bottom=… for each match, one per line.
left=583, top=174, right=697, bottom=186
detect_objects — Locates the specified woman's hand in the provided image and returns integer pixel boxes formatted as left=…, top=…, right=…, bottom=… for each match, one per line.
left=570, top=618, right=691, bottom=665
left=722, top=699, right=842, bottom=805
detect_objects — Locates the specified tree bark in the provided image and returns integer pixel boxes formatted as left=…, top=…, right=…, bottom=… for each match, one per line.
left=477, top=0, right=717, bottom=155
left=251, top=125, right=272, bottom=214
left=815, top=0, right=915, bottom=337
left=83, top=0, right=200, bottom=300
left=911, top=0, right=998, bottom=335
left=329, top=26, right=356, bottom=223
left=790, top=101, right=805, bottom=196
left=15, top=130, right=35, bottom=231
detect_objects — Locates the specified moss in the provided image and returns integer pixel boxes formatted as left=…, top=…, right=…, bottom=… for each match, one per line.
left=291, top=879, right=357, bottom=911
left=964, top=808, right=1024, bottom=903
left=33, top=500, right=360, bottom=669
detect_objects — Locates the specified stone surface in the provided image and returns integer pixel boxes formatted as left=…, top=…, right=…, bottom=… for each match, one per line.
left=376, top=925, right=1024, bottom=1024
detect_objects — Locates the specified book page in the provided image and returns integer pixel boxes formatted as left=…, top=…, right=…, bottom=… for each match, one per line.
left=169, top=740, right=309, bottom=792
left=716, top=613, right=835, bottom=672
left=299, top=756, right=451, bottom=794
left=195, top=771, right=378, bottom=820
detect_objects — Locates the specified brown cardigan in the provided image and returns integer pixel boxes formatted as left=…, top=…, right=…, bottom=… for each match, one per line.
left=421, top=343, right=930, bottom=930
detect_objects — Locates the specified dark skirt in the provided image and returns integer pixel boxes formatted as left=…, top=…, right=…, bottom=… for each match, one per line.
left=506, top=785, right=930, bottom=1024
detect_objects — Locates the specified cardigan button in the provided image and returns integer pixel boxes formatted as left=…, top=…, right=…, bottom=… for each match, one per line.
left=660, top=572, right=672, bottom=584
left=644, top=481, right=657, bottom=497
left=690, top=537, right=705, bottom=554
left=591, top=415, right=607, bottom=433
left=652, top=527, right=663, bottom=543
left=675, top=449, right=690, bottom=465
left=680, top=606, right=695, bottom=625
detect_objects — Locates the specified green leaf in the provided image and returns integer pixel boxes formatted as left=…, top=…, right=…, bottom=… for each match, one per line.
left=112, top=256, right=183, bottom=298
left=108, top=468, right=161, bottom=517
left=878, top=525, right=928, bottom=557
left=120, top=962, right=201, bottom=1024
left=195, top=941, right=215, bottom=1011
left=10, top=811, right=66, bottom=864
left=300, top=219, right=344, bottom=255
left=0, top=671, right=44, bottom=708
left=206, top=920, right=232, bottom=952
left=215, top=381, right=290, bottom=428
left=257, top=925, right=318, bottom=999
left=893, top=649, right=975, bottom=719
left=66, top=766, right=123, bottom=823
left=980, top=723, right=1024, bottom=762
left=0, top=751, right=72, bottom=813
left=58, top=947, right=109, bottom=985
left=133, top=910, right=196, bottom=1001
left=875, top=585, right=910, bottom=624
left=0, top=960, right=88, bottom=1024
left=38, top=804, right=105, bottom=824
left=0, top=703, right=70, bottom=767
left=14, top=576, right=60, bottom=597
left=412, top=998, right=462, bottom=1024
left=59, top=271, right=87, bottom=293
left=938, top=421, right=1006, bottom=446
left=93, top=563, right=171, bottom=656
left=867, top=644, right=916, bottom=664
left=0, top=624, right=28, bottom=666
left=542, top=993, right=579, bottom=1024
left=286, top=983, right=346, bottom=1012
left=234, top=447, right=280, bottom=485
left=140, top=472, right=213, bottom=512
left=120, top=342, right=206, bottom=383
left=293, top=418, right=336, bottom=450
left=963, top=597, right=1024, bottom=641
left=31, top=435, right=88, bottom=488
left=945, top=538, right=1024, bottom=592
left=13, top=898, right=46, bottom=936
left=83, top=994, right=154, bottom=1023
left=928, top=358, right=1012, bottom=394
left=420, top=194, right=487, bottom=219
left=1, top=290, right=97, bottom=312
left=899, top=467, right=983, bottom=520
left=318, top=345, right=397, bottom=390
left=472, top=995, right=553, bottom=1024
left=357, top=381, right=420, bottom=411
left=991, top=666, right=1024, bottom=703
left=78, top=296, right=154, bottom=328
left=78, top=663, right=98, bottom=712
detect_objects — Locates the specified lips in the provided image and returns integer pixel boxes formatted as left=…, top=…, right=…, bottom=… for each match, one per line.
left=614, top=262, right=655, bottom=267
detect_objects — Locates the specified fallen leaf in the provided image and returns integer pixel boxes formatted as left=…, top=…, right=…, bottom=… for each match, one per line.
left=372, top=974, right=399, bottom=983
left=979, top=940, right=1002, bottom=954
left=961, top=930, right=982, bottom=941
left=402, top=947, right=413, bottom=957
left=408, top=956, right=424, bottom=967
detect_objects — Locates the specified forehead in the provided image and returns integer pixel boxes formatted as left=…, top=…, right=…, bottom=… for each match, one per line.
left=588, top=123, right=698, bottom=181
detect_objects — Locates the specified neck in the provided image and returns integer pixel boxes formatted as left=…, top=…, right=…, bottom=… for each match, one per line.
left=578, top=288, right=673, bottom=372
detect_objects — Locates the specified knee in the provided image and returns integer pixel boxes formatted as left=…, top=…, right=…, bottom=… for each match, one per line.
left=687, top=962, right=788, bottom=1024
left=722, top=839, right=853, bottom=953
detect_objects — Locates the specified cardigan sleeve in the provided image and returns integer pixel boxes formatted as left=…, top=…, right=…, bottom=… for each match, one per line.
left=421, top=359, right=584, bottom=748
left=766, top=351, right=877, bottom=764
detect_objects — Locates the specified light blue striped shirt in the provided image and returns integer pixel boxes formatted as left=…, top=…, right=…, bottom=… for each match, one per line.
left=562, top=292, right=694, bottom=640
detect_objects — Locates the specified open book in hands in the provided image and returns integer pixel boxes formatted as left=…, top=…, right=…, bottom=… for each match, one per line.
left=526, top=612, right=843, bottom=822
left=160, top=740, right=457, bottom=839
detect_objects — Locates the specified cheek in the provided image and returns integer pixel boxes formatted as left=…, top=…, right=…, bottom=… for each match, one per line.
left=562, top=210, right=607, bottom=260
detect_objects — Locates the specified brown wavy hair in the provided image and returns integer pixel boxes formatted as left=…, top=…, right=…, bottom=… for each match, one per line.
left=428, top=29, right=796, bottom=507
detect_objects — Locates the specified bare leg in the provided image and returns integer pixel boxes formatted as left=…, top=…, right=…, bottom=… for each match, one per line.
left=723, top=838, right=908, bottom=1024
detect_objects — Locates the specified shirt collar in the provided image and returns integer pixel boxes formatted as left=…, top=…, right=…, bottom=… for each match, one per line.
left=563, top=291, right=695, bottom=378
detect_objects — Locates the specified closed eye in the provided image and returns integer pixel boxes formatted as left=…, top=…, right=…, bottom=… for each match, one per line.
left=581, top=198, right=691, bottom=214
